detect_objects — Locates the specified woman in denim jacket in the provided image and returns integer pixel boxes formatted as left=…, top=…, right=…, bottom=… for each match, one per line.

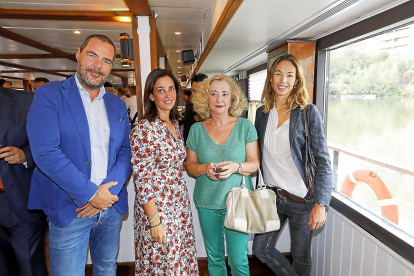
left=253, top=54, right=332, bottom=276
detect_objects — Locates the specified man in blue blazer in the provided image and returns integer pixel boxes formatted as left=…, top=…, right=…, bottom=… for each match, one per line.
left=0, top=87, right=48, bottom=276
left=27, top=34, right=131, bottom=275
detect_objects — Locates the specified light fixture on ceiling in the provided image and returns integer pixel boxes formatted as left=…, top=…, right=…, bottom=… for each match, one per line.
left=115, top=16, right=132, bottom=23
left=120, top=33, right=134, bottom=67
left=178, top=67, right=181, bottom=69
left=178, top=71, right=181, bottom=73
left=73, top=30, right=82, bottom=34
left=177, top=60, right=181, bottom=62
left=174, top=32, right=182, bottom=35
left=176, top=50, right=180, bottom=53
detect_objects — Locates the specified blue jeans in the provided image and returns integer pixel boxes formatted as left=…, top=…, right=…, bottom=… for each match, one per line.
left=198, top=208, right=250, bottom=276
left=253, top=194, right=314, bottom=276
left=49, top=206, right=122, bottom=276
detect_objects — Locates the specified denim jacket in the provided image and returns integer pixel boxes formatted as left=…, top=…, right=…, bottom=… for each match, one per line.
left=255, top=104, right=332, bottom=206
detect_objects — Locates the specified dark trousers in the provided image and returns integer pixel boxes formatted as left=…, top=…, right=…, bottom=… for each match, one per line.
left=0, top=192, right=48, bottom=276
left=253, top=194, right=314, bottom=276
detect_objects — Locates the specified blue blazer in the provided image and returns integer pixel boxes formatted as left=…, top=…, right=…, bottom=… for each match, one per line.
left=0, top=87, right=45, bottom=223
left=27, top=76, right=131, bottom=227
left=255, top=104, right=332, bottom=206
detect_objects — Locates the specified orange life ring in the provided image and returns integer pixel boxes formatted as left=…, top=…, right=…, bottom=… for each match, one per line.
left=340, top=170, right=398, bottom=224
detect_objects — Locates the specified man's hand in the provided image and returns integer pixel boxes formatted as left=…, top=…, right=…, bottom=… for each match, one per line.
left=76, top=202, right=100, bottom=218
left=89, top=181, right=119, bottom=210
left=0, top=147, right=26, bottom=164
left=308, top=203, right=326, bottom=230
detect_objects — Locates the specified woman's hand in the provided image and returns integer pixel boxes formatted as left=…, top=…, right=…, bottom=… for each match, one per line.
left=214, top=161, right=238, bottom=179
left=206, top=163, right=220, bottom=180
left=309, top=203, right=326, bottom=230
left=150, top=223, right=167, bottom=244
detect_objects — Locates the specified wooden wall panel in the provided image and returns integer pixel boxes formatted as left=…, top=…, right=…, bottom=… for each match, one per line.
left=331, top=216, right=344, bottom=276
left=361, top=237, right=377, bottom=276
left=311, top=208, right=414, bottom=276
left=323, top=211, right=334, bottom=275
left=340, top=222, right=354, bottom=276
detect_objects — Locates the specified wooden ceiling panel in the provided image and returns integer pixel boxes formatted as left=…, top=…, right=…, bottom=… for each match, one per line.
left=0, top=0, right=128, bottom=11
left=0, top=37, right=50, bottom=54
left=149, top=0, right=212, bottom=9
left=152, top=7, right=207, bottom=21
left=0, top=58, right=76, bottom=70
left=0, top=72, right=65, bottom=82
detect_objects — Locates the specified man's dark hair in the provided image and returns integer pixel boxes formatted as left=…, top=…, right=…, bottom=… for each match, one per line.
left=118, top=87, right=126, bottom=96
left=79, top=34, right=116, bottom=62
left=0, top=79, right=7, bottom=87
left=103, top=82, right=113, bottom=88
left=33, top=77, right=49, bottom=83
left=143, top=69, right=180, bottom=122
left=128, top=85, right=136, bottom=96
left=183, top=88, right=192, bottom=98
left=191, top=73, right=208, bottom=84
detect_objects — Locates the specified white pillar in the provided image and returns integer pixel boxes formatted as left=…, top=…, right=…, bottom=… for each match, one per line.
left=136, top=16, right=152, bottom=96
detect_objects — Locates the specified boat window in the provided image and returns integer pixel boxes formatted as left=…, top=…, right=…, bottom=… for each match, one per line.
left=248, top=69, right=267, bottom=102
left=325, top=22, right=414, bottom=243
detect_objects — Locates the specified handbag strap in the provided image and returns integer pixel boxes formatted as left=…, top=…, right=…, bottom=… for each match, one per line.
left=239, top=160, right=266, bottom=190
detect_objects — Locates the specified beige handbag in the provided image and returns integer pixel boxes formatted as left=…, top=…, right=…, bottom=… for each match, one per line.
left=224, top=164, right=280, bottom=234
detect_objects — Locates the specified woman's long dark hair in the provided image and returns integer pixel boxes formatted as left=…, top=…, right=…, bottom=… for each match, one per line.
left=143, top=69, right=180, bottom=122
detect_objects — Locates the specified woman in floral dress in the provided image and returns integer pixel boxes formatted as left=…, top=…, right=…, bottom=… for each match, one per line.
left=130, top=69, right=199, bottom=275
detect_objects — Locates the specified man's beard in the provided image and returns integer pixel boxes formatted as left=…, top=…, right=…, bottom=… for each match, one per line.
left=77, top=64, right=107, bottom=91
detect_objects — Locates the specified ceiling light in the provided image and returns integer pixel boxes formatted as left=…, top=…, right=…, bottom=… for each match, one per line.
left=73, top=30, right=82, bottom=34
left=176, top=50, right=180, bottom=53
left=174, top=32, right=182, bottom=35
left=178, top=67, right=181, bottom=69
left=115, top=16, right=132, bottom=23
left=178, top=71, right=181, bottom=73
left=177, top=60, right=181, bottom=62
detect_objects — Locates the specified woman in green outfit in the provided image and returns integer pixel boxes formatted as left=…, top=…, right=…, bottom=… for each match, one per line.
left=186, top=74, right=260, bottom=276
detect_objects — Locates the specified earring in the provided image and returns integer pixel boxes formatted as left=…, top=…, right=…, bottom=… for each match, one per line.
left=293, top=84, right=297, bottom=88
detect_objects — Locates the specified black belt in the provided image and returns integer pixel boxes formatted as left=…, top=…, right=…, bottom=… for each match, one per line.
left=270, top=187, right=310, bottom=204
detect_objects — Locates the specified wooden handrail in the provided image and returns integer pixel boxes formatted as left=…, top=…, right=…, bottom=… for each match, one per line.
left=328, top=143, right=414, bottom=177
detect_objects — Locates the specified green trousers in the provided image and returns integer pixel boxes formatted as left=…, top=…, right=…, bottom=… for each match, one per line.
left=197, top=208, right=250, bottom=276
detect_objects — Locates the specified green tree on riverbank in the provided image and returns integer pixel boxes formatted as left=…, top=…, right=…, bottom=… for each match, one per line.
left=329, top=47, right=414, bottom=96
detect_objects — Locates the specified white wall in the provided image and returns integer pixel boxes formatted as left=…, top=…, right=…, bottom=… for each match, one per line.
left=311, top=208, right=414, bottom=276
left=107, top=173, right=414, bottom=276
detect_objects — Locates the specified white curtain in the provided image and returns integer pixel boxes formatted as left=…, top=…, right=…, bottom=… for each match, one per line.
left=247, top=102, right=261, bottom=124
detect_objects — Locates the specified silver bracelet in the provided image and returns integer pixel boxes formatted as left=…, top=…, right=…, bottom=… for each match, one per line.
left=149, top=220, right=163, bottom=229
left=198, top=165, right=203, bottom=176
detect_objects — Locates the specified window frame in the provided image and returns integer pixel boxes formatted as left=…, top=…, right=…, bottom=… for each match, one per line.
left=314, top=1, right=414, bottom=263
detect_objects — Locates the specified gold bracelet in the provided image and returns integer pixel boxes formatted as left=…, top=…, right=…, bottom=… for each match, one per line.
left=198, top=165, right=203, bottom=176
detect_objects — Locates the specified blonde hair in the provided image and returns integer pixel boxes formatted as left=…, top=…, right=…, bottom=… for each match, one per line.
left=105, top=87, right=117, bottom=95
left=262, top=54, right=309, bottom=113
left=192, top=74, right=247, bottom=120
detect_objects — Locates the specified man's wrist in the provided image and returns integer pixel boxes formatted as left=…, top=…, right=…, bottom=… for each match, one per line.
left=316, top=203, right=326, bottom=207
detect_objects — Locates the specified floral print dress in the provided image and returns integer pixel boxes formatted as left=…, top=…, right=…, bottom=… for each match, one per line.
left=130, top=118, right=199, bottom=276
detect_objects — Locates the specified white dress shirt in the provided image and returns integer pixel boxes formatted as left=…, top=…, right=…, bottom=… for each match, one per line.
left=129, top=95, right=137, bottom=120
left=75, top=74, right=110, bottom=186
left=263, top=105, right=308, bottom=197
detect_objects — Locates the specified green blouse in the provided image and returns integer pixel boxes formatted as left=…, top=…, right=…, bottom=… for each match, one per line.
left=186, top=117, right=258, bottom=209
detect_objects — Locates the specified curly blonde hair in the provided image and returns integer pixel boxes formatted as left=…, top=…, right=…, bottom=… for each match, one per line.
left=192, top=74, right=247, bottom=120
left=262, top=54, right=309, bottom=113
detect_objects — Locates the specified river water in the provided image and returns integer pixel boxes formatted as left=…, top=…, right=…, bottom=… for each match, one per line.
left=326, top=97, right=414, bottom=234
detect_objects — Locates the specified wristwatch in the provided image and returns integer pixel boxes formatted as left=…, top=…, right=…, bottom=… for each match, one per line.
left=236, top=163, right=242, bottom=174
